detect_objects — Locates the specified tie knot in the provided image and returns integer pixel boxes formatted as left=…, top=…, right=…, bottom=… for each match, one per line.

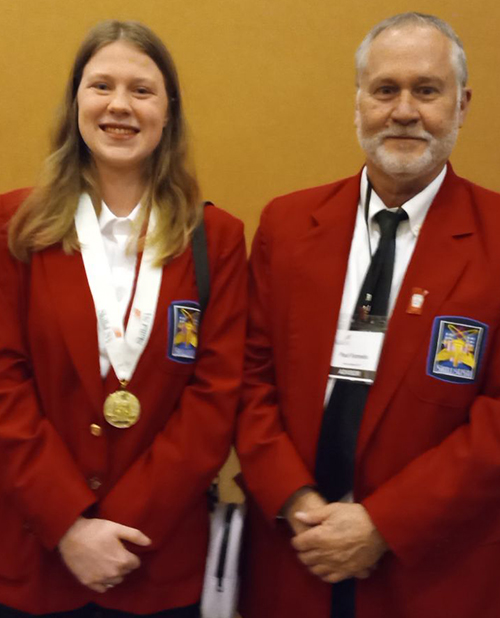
left=374, top=208, right=408, bottom=238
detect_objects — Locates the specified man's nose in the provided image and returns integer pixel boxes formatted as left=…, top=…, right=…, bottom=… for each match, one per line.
left=390, top=91, right=420, bottom=125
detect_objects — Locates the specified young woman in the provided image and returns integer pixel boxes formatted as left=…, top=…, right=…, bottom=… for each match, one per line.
left=0, top=20, right=246, bottom=618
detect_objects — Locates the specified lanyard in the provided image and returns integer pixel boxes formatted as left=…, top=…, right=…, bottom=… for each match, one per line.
left=75, top=194, right=162, bottom=384
left=364, top=177, right=373, bottom=258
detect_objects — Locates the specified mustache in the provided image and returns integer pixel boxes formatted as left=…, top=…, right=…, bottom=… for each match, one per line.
left=377, top=127, right=432, bottom=141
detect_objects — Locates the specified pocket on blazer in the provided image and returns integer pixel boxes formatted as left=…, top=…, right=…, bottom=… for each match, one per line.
left=145, top=502, right=208, bottom=584
left=406, top=365, right=480, bottom=409
left=405, top=305, right=498, bottom=408
left=476, top=524, right=500, bottom=548
left=159, top=354, right=197, bottom=376
left=0, top=498, right=38, bottom=581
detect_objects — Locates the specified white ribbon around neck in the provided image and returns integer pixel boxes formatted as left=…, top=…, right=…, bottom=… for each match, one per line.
left=75, top=193, right=163, bottom=383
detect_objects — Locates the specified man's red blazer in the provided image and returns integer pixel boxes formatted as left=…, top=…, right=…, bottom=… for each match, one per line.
left=237, top=166, right=500, bottom=618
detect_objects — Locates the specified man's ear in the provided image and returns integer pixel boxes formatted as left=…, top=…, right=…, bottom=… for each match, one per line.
left=458, top=88, right=472, bottom=128
left=354, top=91, right=361, bottom=129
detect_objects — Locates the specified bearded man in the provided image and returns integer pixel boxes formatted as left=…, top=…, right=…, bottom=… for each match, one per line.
left=237, top=12, right=500, bottom=618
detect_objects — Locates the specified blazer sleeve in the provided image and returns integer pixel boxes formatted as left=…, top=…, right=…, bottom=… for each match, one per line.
left=236, top=203, right=316, bottom=523
left=98, top=214, right=247, bottom=547
left=0, top=194, right=96, bottom=550
left=362, top=325, right=500, bottom=567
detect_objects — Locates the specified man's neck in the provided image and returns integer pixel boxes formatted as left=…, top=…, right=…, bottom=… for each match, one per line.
left=366, top=162, right=446, bottom=208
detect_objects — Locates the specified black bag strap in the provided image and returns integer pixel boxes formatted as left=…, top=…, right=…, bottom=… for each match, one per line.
left=191, top=201, right=212, bottom=318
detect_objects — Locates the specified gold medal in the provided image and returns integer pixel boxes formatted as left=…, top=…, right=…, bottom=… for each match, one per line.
left=103, top=381, right=141, bottom=428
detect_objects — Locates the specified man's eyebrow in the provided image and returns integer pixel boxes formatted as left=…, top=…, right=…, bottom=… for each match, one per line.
left=366, top=75, right=447, bottom=89
left=413, top=76, right=446, bottom=84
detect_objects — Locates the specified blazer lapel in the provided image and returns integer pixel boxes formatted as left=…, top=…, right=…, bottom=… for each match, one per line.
left=357, top=168, right=476, bottom=457
left=41, top=247, right=103, bottom=413
left=287, top=175, right=361, bottom=466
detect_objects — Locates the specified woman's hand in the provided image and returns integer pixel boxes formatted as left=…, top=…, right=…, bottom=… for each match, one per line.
left=58, top=517, right=151, bottom=593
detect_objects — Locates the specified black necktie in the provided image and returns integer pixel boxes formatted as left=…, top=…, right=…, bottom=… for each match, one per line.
left=314, top=207, right=408, bottom=618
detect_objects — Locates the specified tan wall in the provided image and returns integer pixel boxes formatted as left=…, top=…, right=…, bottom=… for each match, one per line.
left=2, top=0, right=500, bottom=499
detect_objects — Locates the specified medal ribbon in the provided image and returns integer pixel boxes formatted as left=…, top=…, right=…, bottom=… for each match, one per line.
left=75, top=193, right=162, bottom=383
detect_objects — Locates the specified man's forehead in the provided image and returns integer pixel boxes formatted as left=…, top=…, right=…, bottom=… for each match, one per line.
left=361, top=25, right=455, bottom=82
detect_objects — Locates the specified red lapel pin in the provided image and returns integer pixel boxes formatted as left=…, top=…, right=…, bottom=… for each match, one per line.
left=406, top=287, right=429, bottom=315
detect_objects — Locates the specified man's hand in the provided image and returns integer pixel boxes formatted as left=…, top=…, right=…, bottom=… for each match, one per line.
left=282, top=488, right=328, bottom=535
left=292, top=502, right=387, bottom=583
left=58, top=517, right=152, bottom=593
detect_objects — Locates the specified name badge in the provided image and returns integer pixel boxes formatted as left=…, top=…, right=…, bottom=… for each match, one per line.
left=330, top=329, right=385, bottom=384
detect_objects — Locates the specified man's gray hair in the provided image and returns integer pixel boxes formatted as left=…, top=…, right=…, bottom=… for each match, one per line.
left=355, top=12, right=468, bottom=88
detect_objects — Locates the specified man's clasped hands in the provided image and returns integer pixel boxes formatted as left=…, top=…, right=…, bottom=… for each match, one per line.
left=286, top=490, right=388, bottom=584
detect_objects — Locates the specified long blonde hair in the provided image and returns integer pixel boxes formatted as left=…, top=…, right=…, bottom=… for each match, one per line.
left=9, top=20, right=201, bottom=264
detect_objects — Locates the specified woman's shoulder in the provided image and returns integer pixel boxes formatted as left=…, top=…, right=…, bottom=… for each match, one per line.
left=0, top=189, right=32, bottom=268
left=203, top=202, right=244, bottom=243
left=0, top=187, right=31, bottom=226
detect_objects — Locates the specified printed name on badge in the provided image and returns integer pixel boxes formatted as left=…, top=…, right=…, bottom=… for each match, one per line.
left=330, top=329, right=385, bottom=384
left=168, top=301, right=201, bottom=363
left=427, top=316, right=488, bottom=384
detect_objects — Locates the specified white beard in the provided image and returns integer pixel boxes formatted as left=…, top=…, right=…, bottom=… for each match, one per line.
left=356, top=114, right=460, bottom=178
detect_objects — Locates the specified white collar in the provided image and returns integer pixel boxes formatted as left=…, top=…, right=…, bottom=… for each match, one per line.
left=99, top=200, right=141, bottom=234
left=359, top=165, right=447, bottom=238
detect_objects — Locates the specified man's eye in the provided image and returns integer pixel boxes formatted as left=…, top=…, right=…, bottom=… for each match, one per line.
left=418, top=87, right=437, bottom=96
left=375, top=86, right=395, bottom=97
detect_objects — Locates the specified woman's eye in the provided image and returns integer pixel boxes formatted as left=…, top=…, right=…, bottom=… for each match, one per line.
left=93, top=83, right=109, bottom=91
left=135, top=87, right=151, bottom=95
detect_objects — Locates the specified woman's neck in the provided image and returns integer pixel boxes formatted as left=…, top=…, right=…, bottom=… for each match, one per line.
left=97, top=166, right=146, bottom=216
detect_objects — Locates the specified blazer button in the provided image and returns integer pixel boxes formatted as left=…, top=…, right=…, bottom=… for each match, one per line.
left=90, top=424, right=102, bottom=437
left=88, top=476, right=102, bottom=490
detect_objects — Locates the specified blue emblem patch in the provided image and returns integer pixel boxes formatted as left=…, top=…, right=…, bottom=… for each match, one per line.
left=168, top=301, right=201, bottom=363
left=427, top=316, right=488, bottom=384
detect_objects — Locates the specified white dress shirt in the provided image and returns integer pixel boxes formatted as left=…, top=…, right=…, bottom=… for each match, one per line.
left=97, top=201, right=141, bottom=378
left=324, top=165, right=447, bottom=404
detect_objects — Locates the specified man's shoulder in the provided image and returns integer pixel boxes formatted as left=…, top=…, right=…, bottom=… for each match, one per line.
left=260, top=174, right=359, bottom=225
left=458, top=175, right=500, bottom=206
left=443, top=171, right=500, bottom=257
left=446, top=167, right=499, bottom=203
